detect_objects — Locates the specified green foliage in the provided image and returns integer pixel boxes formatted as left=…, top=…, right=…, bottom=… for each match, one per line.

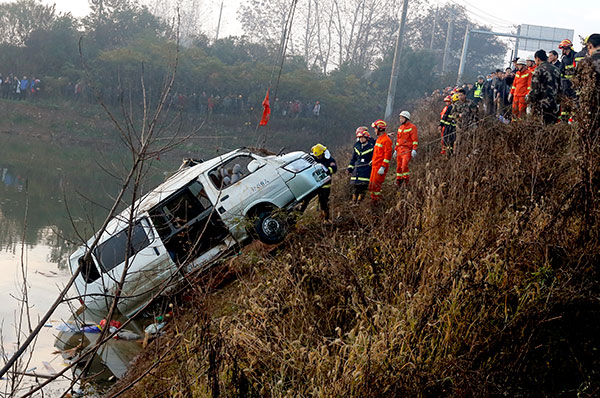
left=0, top=0, right=57, bottom=46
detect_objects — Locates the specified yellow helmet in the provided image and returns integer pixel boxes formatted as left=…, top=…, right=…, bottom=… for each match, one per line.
left=311, top=143, right=327, bottom=157
left=452, top=93, right=460, bottom=102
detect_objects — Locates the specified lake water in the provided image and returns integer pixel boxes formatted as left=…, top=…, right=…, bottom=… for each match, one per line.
left=0, top=134, right=175, bottom=396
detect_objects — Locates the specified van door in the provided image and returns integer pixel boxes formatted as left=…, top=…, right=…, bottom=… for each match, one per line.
left=148, top=179, right=230, bottom=273
left=206, top=155, right=284, bottom=228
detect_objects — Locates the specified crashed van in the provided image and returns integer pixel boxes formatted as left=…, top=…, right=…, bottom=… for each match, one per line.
left=69, top=148, right=330, bottom=317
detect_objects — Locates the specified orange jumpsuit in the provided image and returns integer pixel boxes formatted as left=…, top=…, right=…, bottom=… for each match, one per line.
left=368, top=133, right=393, bottom=200
left=510, top=69, right=532, bottom=119
left=395, top=122, right=418, bottom=183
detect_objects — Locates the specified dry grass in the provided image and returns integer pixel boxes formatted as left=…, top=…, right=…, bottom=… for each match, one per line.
left=110, top=101, right=600, bottom=398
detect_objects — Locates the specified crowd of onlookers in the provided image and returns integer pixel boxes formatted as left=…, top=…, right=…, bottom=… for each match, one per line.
left=439, top=35, right=600, bottom=125
left=169, top=92, right=322, bottom=119
left=0, top=74, right=42, bottom=100
left=0, top=74, right=324, bottom=121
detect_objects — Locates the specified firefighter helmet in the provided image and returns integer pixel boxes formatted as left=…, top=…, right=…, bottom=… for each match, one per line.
left=452, top=93, right=459, bottom=102
left=399, top=111, right=411, bottom=120
left=444, top=95, right=452, bottom=103
left=355, top=126, right=369, bottom=137
left=559, top=39, right=573, bottom=49
left=311, top=144, right=327, bottom=157
left=371, top=119, right=387, bottom=131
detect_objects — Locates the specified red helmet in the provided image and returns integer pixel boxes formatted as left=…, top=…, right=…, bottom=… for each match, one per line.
left=371, top=119, right=387, bottom=131
left=355, top=126, right=369, bottom=138
left=559, top=39, right=573, bottom=49
left=444, top=95, right=452, bottom=103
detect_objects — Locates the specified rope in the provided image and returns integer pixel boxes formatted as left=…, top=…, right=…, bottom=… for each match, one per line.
left=254, top=0, right=299, bottom=149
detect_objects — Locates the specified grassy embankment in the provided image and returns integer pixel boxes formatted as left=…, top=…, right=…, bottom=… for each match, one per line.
left=110, top=98, right=600, bottom=397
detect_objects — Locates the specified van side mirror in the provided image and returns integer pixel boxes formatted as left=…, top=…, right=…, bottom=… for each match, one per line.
left=247, top=160, right=262, bottom=173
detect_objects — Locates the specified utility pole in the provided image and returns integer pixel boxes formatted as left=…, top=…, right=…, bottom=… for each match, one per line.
left=384, top=0, right=409, bottom=120
left=441, top=12, right=454, bottom=73
left=429, top=6, right=439, bottom=50
left=457, top=24, right=470, bottom=85
left=514, top=25, right=521, bottom=59
left=215, top=1, right=224, bottom=43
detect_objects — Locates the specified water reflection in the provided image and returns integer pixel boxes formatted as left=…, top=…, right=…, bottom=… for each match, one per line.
left=0, top=135, right=174, bottom=396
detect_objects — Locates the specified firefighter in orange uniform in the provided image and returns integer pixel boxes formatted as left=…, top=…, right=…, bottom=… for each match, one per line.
left=439, top=95, right=453, bottom=154
left=395, top=111, right=418, bottom=186
left=368, top=119, right=393, bottom=201
left=509, top=58, right=532, bottom=120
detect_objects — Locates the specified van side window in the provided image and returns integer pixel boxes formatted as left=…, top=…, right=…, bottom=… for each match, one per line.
left=149, top=180, right=229, bottom=264
left=93, top=220, right=151, bottom=273
left=208, top=155, right=256, bottom=189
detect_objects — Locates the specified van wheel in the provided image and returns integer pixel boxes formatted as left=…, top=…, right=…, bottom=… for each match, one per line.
left=255, top=210, right=288, bottom=245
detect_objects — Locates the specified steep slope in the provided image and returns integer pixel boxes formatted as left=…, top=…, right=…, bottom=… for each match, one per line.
left=110, top=102, right=600, bottom=397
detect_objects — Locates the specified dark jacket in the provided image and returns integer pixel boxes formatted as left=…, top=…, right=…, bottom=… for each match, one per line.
left=313, top=153, right=337, bottom=189
left=348, top=140, right=373, bottom=185
left=560, top=50, right=577, bottom=97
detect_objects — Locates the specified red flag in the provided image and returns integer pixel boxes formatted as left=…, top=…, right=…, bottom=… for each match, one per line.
left=260, top=88, right=271, bottom=126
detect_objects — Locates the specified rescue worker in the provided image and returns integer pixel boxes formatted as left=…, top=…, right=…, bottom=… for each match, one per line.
left=526, top=56, right=537, bottom=73
left=574, top=36, right=590, bottom=68
left=559, top=38, right=577, bottom=121
left=368, top=119, right=393, bottom=201
left=347, top=127, right=374, bottom=203
left=509, top=58, right=532, bottom=120
left=451, top=88, right=478, bottom=130
left=300, top=144, right=337, bottom=221
left=528, top=49, right=561, bottom=125
left=395, top=111, right=418, bottom=187
left=573, top=33, right=600, bottom=134
left=439, top=95, right=457, bottom=155
left=473, top=75, right=485, bottom=108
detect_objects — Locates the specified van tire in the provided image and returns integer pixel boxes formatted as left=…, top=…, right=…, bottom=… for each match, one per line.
left=254, top=210, right=288, bottom=245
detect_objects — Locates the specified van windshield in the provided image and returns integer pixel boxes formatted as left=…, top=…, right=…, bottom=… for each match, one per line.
left=93, top=220, right=151, bottom=273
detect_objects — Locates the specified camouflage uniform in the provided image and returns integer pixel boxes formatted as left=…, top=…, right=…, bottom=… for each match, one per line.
left=529, top=61, right=561, bottom=124
left=573, top=50, right=600, bottom=135
left=450, top=99, right=478, bottom=130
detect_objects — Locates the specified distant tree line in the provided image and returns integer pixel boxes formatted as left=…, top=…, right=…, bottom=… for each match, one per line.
left=0, top=0, right=506, bottom=131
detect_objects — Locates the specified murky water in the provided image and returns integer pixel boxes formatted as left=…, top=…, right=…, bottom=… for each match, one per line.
left=0, top=135, right=175, bottom=396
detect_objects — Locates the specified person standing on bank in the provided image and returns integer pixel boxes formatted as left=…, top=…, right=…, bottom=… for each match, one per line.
left=394, top=111, right=418, bottom=187
left=368, top=120, right=393, bottom=201
left=348, top=127, right=374, bottom=203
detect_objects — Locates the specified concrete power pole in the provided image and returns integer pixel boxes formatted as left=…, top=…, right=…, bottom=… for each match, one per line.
left=441, top=12, right=454, bottom=73
left=215, top=1, right=224, bottom=43
left=429, top=7, right=439, bottom=50
left=384, top=0, right=410, bottom=121
left=457, top=24, right=470, bottom=85
left=514, top=25, right=521, bottom=60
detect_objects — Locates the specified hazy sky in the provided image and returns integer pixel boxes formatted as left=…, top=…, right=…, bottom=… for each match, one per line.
left=38, top=0, right=599, bottom=62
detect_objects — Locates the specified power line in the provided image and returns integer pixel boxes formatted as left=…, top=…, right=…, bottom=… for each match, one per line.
left=456, top=0, right=514, bottom=25
left=443, top=0, right=515, bottom=29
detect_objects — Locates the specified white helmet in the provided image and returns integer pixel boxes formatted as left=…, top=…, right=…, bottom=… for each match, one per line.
left=399, top=110, right=411, bottom=120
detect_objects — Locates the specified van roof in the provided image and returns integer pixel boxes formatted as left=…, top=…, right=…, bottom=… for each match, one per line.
left=97, top=148, right=244, bottom=240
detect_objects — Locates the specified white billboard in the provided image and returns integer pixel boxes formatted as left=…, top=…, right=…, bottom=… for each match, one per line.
left=519, top=24, right=574, bottom=51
